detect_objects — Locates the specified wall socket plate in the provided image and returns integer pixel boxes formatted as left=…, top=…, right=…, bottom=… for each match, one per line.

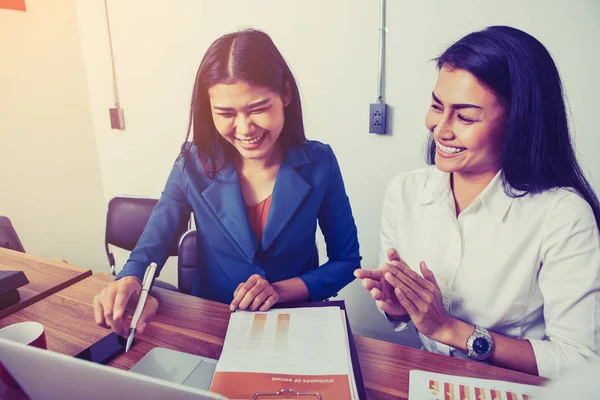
left=369, top=103, right=387, bottom=134
left=109, top=108, right=125, bottom=130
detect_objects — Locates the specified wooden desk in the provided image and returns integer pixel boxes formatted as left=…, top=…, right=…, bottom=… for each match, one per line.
left=0, top=248, right=92, bottom=319
left=355, top=336, right=545, bottom=399
left=0, top=273, right=546, bottom=399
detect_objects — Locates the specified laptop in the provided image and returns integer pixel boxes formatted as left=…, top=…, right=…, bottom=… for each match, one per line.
left=0, top=338, right=227, bottom=400
left=130, top=347, right=218, bottom=391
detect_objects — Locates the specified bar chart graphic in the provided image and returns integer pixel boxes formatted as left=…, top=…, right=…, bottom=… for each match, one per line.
left=474, top=387, right=487, bottom=400
left=430, top=379, right=440, bottom=395
left=409, top=371, right=542, bottom=400
left=248, top=313, right=267, bottom=351
left=444, top=382, right=455, bottom=400
left=275, top=313, right=290, bottom=344
left=459, top=384, right=471, bottom=400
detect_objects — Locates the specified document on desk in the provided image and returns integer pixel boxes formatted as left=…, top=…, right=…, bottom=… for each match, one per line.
left=209, top=306, right=358, bottom=400
left=409, top=370, right=544, bottom=400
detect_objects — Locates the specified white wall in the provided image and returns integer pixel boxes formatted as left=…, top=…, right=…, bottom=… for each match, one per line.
left=74, top=0, right=600, bottom=344
left=0, top=0, right=107, bottom=270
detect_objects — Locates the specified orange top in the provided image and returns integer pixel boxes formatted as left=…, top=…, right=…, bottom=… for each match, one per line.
left=246, top=195, right=272, bottom=243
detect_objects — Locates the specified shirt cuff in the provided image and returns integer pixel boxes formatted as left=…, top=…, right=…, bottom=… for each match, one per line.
left=386, top=313, right=410, bottom=332
left=377, top=304, right=410, bottom=332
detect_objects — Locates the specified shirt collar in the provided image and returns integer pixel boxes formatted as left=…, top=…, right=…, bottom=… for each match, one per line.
left=418, top=166, right=516, bottom=221
left=478, top=170, right=516, bottom=221
left=418, top=166, right=450, bottom=205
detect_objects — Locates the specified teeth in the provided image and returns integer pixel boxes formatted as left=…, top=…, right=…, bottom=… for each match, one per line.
left=238, top=133, right=265, bottom=145
left=437, top=141, right=465, bottom=154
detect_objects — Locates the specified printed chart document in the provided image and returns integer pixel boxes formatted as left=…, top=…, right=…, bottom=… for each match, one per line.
left=210, top=306, right=359, bottom=399
left=409, top=370, right=544, bottom=400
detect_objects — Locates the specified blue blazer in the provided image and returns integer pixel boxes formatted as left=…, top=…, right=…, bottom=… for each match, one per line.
left=117, top=140, right=361, bottom=304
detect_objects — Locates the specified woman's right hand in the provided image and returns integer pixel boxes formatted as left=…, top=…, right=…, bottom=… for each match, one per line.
left=93, top=276, right=159, bottom=337
left=354, top=248, right=409, bottom=321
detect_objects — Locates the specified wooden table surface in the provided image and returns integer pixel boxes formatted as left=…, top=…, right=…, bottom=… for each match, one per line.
left=0, top=248, right=92, bottom=319
left=0, top=272, right=546, bottom=399
left=355, top=336, right=546, bottom=399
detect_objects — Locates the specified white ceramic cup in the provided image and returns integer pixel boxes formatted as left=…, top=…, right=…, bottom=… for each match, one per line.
left=0, top=321, right=47, bottom=389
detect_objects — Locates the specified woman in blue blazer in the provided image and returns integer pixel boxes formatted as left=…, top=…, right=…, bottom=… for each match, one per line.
left=93, top=29, right=361, bottom=337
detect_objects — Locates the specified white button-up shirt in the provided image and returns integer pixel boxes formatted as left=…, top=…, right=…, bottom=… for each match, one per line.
left=380, top=166, right=600, bottom=379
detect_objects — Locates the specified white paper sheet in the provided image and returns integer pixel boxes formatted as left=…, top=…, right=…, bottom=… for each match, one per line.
left=409, top=370, right=544, bottom=400
left=216, top=306, right=351, bottom=376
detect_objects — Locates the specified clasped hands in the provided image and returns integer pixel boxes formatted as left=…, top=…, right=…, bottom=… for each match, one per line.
left=229, top=274, right=280, bottom=312
left=354, top=248, right=457, bottom=342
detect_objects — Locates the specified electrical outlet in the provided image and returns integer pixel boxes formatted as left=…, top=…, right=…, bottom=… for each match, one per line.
left=109, top=107, right=125, bottom=130
left=369, top=103, right=387, bottom=134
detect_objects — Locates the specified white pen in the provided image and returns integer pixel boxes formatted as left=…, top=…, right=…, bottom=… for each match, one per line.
left=125, top=262, right=157, bottom=352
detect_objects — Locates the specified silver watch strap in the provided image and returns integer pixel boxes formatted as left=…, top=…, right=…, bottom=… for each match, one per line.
left=467, top=325, right=494, bottom=361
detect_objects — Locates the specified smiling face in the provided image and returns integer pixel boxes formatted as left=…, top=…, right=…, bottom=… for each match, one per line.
left=425, top=66, right=507, bottom=179
left=208, top=79, right=290, bottom=164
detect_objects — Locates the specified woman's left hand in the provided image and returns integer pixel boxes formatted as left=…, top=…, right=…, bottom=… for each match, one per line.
left=230, top=274, right=280, bottom=312
left=383, top=261, right=456, bottom=342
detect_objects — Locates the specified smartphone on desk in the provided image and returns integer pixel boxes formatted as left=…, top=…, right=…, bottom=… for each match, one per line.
left=74, top=332, right=129, bottom=365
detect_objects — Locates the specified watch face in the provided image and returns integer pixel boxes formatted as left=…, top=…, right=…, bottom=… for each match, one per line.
left=473, top=337, right=490, bottom=355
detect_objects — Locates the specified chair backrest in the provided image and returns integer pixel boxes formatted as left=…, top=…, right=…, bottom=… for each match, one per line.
left=176, top=229, right=320, bottom=296
left=177, top=229, right=198, bottom=295
left=105, top=196, right=189, bottom=275
left=0, top=216, right=25, bottom=253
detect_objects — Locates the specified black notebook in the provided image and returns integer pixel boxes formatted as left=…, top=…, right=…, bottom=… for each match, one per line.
left=0, top=270, right=29, bottom=310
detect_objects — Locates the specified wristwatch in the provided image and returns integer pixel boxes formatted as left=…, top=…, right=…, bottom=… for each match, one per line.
left=466, top=326, right=494, bottom=361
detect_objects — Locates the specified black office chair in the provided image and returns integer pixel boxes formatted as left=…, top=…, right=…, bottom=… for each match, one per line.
left=0, top=216, right=25, bottom=253
left=177, top=229, right=197, bottom=295
left=104, top=196, right=189, bottom=291
left=176, top=229, right=320, bottom=296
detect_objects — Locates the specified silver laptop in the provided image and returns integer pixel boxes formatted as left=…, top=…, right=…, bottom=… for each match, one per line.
left=0, top=338, right=227, bottom=400
left=130, top=347, right=218, bottom=391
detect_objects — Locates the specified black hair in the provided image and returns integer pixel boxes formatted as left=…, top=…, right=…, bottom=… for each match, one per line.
left=182, top=29, right=305, bottom=178
left=426, top=25, right=600, bottom=226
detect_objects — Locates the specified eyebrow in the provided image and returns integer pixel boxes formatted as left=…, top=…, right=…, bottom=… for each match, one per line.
left=432, top=92, right=482, bottom=110
left=213, top=98, right=271, bottom=111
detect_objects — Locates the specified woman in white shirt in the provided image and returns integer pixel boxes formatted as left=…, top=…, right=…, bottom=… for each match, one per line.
left=355, top=25, right=600, bottom=379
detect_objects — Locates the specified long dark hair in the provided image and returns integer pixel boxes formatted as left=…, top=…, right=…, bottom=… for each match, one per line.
left=426, top=25, right=600, bottom=227
left=181, top=29, right=306, bottom=178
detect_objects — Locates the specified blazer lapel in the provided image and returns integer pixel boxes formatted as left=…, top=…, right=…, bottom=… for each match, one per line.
left=261, top=146, right=311, bottom=252
left=201, top=164, right=258, bottom=263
